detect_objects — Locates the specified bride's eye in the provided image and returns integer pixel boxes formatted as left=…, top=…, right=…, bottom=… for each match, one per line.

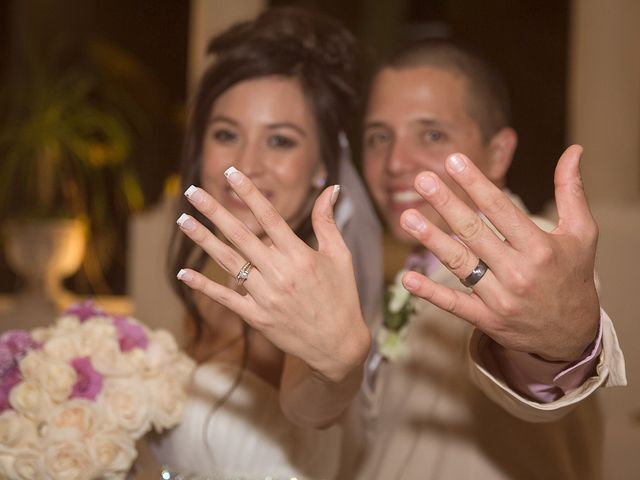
left=268, top=134, right=297, bottom=149
left=365, top=130, right=391, bottom=150
left=212, top=129, right=237, bottom=143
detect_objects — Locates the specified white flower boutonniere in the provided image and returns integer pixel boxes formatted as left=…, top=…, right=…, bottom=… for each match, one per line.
left=376, top=270, right=416, bottom=361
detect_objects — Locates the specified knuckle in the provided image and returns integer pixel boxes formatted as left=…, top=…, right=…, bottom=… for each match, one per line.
left=218, top=251, right=239, bottom=273
left=443, top=291, right=459, bottom=314
left=507, top=268, right=533, bottom=296
left=532, top=243, right=555, bottom=266
left=495, top=295, right=520, bottom=318
left=249, top=314, right=274, bottom=330
left=484, top=194, right=511, bottom=217
left=431, top=187, right=451, bottom=208
left=457, top=216, right=485, bottom=242
left=260, top=291, right=280, bottom=311
left=227, top=225, right=251, bottom=245
left=585, top=220, right=599, bottom=245
left=445, top=246, right=471, bottom=273
left=191, top=227, right=207, bottom=243
left=259, top=205, right=281, bottom=228
left=200, top=197, right=218, bottom=217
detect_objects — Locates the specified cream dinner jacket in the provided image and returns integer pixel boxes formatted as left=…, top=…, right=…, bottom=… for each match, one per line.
left=355, top=195, right=627, bottom=480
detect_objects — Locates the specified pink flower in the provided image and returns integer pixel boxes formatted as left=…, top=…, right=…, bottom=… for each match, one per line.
left=0, top=330, right=40, bottom=412
left=113, top=317, right=148, bottom=352
left=0, top=365, right=21, bottom=412
left=70, top=357, right=103, bottom=401
left=64, top=300, right=105, bottom=323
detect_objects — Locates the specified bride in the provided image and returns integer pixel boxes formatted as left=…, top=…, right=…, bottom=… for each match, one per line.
left=151, top=7, right=382, bottom=480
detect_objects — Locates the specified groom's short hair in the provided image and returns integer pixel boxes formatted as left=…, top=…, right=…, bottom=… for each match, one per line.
left=380, top=40, right=512, bottom=142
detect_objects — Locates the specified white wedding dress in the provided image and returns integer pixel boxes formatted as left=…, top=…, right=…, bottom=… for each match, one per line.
left=152, top=150, right=382, bottom=480
left=151, top=361, right=343, bottom=480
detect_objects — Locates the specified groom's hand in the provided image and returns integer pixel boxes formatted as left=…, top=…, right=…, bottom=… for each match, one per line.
left=399, top=145, right=599, bottom=362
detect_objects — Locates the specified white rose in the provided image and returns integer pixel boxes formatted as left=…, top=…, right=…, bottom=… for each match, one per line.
left=9, top=379, right=51, bottom=421
left=42, top=439, right=95, bottom=480
left=148, top=374, right=187, bottom=431
left=17, top=350, right=45, bottom=381
left=47, top=399, right=102, bottom=439
left=0, top=410, right=37, bottom=449
left=54, top=316, right=82, bottom=331
left=78, top=320, right=130, bottom=376
left=13, top=451, right=42, bottom=480
left=89, top=430, right=137, bottom=475
left=388, top=270, right=411, bottom=313
left=100, top=379, right=150, bottom=439
left=43, top=336, right=80, bottom=363
left=37, top=359, right=78, bottom=403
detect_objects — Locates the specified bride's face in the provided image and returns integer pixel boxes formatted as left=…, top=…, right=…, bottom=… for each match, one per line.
left=200, top=75, right=325, bottom=236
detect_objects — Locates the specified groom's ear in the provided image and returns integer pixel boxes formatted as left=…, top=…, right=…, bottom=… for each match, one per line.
left=486, top=127, right=517, bottom=185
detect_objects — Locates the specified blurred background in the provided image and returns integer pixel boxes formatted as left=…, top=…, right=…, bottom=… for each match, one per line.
left=0, top=0, right=638, bottom=477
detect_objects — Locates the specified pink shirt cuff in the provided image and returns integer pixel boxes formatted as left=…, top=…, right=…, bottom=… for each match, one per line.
left=481, top=310, right=604, bottom=403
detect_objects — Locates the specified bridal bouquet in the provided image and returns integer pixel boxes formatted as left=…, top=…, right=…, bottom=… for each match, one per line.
left=0, top=301, right=195, bottom=480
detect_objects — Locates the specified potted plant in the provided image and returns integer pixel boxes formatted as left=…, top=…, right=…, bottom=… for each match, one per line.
left=0, top=43, right=147, bottom=308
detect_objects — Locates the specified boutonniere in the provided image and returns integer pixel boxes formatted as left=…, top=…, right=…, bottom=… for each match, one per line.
left=376, top=269, right=416, bottom=361
left=375, top=249, right=438, bottom=362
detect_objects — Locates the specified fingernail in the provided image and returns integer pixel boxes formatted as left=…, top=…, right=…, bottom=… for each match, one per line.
left=403, top=274, right=421, bottom=290
left=403, top=212, right=426, bottom=232
left=176, top=213, right=196, bottom=231
left=224, top=166, right=243, bottom=185
left=184, top=185, right=204, bottom=203
left=447, top=153, right=467, bottom=173
left=418, top=174, right=438, bottom=195
left=330, top=185, right=341, bottom=206
left=176, top=269, right=193, bottom=282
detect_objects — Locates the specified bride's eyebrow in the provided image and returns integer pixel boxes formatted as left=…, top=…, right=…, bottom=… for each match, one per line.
left=207, top=115, right=239, bottom=127
left=265, top=122, right=306, bottom=137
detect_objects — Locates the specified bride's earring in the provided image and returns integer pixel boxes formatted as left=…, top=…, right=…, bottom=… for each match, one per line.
left=312, top=175, right=327, bottom=189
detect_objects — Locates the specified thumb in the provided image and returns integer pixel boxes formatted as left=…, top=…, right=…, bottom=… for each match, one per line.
left=311, top=185, right=347, bottom=255
left=554, top=144, right=595, bottom=234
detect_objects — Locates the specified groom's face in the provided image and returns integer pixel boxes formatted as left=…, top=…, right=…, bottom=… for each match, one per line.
left=363, top=66, right=496, bottom=244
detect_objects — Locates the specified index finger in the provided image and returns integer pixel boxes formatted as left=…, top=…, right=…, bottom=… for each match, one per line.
left=442, top=153, right=545, bottom=250
left=224, top=166, right=301, bottom=249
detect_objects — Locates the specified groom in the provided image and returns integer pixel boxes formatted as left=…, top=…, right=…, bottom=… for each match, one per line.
left=357, top=40, right=626, bottom=479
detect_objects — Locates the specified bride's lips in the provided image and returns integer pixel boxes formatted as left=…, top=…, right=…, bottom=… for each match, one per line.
left=387, top=188, right=425, bottom=212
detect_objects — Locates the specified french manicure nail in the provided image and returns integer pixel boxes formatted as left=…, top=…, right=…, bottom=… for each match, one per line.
left=330, top=185, right=341, bottom=206
left=176, top=269, right=193, bottom=282
left=184, top=185, right=204, bottom=203
left=224, top=166, right=243, bottom=185
left=418, top=174, right=437, bottom=195
left=447, top=153, right=467, bottom=173
left=176, top=213, right=196, bottom=231
left=403, top=212, right=426, bottom=232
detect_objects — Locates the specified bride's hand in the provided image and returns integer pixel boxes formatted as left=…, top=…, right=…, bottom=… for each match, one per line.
left=175, top=167, right=371, bottom=383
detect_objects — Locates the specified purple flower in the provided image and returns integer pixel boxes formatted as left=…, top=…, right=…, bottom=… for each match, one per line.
left=113, top=316, right=148, bottom=352
left=0, top=330, right=40, bottom=413
left=70, top=357, right=103, bottom=401
left=0, top=365, right=22, bottom=413
left=63, top=300, right=105, bottom=323
left=404, top=249, right=440, bottom=276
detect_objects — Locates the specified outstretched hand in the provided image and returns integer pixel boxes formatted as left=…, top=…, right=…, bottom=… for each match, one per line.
left=176, top=167, right=370, bottom=383
left=399, top=145, right=600, bottom=362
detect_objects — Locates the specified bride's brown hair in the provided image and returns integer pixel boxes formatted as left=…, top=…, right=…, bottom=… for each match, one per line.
left=168, top=7, right=363, bottom=351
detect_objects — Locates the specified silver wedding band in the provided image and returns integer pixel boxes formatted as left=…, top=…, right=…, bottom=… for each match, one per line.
left=461, top=259, right=488, bottom=288
left=236, top=262, right=253, bottom=286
